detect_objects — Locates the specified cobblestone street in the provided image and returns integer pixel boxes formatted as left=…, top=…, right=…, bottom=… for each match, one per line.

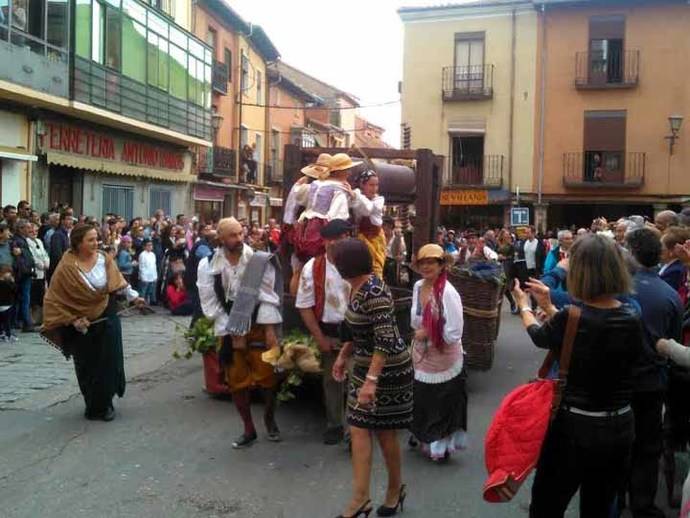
left=0, top=311, right=190, bottom=410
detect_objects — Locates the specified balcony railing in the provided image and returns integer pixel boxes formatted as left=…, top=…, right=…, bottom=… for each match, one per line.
left=73, top=56, right=212, bottom=141
left=198, top=146, right=236, bottom=176
left=563, top=151, right=645, bottom=188
left=575, top=50, right=639, bottom=89
left=212, top=61, right=229, bottom=95
left=442, top=64, right=494, bottom=101
left=446, top=155, right=504, bottom=188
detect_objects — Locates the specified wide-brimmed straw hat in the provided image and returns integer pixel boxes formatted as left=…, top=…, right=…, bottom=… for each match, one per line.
left=328, top=153, right=362, bottom=173
left=300, top=153, right=332, bottom=179
left=417, top=244, right=445, bottom=261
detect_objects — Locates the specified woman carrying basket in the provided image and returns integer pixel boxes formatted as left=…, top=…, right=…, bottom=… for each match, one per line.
left=409, top=244, right=468, bottom=462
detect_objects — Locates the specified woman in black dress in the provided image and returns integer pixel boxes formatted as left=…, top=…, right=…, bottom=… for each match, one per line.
left=331, top=238, right=413, bottom=518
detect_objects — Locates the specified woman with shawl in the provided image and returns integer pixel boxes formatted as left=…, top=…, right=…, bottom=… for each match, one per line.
left=43, top=224, right=144, bottom=421
left=409, top=243, right=468, bottom=461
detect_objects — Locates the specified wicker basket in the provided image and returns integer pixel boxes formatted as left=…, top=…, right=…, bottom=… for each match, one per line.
left=448, top=267, right=505, bottom=371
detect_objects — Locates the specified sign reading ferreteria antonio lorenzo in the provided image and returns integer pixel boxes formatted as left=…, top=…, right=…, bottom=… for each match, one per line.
left=39, top=121, right=187, bottom=172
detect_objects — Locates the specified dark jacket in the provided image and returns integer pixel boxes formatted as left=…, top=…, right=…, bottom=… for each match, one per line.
left=48, top=227, right=69, bottom=281
left=660, top=260, right=687, bottom=294
left=10, top=234, right=35, bottom=281
left=631, top=269, right=683, bottom=392
left=515, top=238, right=547, bottom=276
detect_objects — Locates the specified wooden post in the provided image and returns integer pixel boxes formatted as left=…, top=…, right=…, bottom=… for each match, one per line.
left=413, top=149, right=442, bottom=254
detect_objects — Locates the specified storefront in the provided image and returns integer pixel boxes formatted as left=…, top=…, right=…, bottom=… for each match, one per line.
left=440, top=188, right=512, bottom=229
left=33, top=119, right=195, bottom=218
left=0, top=110, right=34, bottom=206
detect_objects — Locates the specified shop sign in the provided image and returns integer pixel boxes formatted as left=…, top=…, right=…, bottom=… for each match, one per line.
left=440, top=189, right=488, bottom=206
left=250, top=192, right=269, bottom=207
left=40, top=121, right=186, bottom=171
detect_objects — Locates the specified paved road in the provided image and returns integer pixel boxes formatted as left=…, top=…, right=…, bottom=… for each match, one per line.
left=0, top=308, right=668, bottom=517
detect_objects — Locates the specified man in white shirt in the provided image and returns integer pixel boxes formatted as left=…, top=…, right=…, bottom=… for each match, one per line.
left=137, top=239, right=158, bottom=305
left=197, top=217, right=282, bottom=449
left=296, top=219, right=352, bottom=445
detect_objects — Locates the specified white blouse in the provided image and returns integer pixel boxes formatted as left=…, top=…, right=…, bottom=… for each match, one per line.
left=79, top=253, right=139, bottom=301
left=352, top=190, right=385, bottom=227
left=410, top=279, right=464, bottom=346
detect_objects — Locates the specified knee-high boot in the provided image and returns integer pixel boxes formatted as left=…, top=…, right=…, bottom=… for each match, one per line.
left=262, top=388, right=281, bottom=441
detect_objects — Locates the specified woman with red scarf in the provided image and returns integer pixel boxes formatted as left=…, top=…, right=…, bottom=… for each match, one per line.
left=410, top=243, right=467, bottom=462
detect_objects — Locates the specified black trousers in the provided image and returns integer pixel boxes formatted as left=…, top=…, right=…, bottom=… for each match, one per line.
left=530, top=408, right=635, bottom=518
left=627, top=391, right=665, bottom=517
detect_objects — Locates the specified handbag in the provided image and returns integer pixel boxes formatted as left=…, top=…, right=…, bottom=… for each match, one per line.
left=482, top=305, right=581, bottom=503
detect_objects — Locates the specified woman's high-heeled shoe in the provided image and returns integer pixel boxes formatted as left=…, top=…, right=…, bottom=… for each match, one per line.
left=376, top=485, right=407, bottom=516
left=335, top=499, right=372, bottom=518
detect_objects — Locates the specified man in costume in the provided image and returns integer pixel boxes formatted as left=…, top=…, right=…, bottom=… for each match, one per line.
left=295, top=219, right=352, bottom=445
left=197, top=217, right=283, bottom=449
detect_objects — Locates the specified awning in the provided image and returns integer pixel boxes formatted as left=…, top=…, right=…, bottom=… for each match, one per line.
left=46, top=151, right=195, bottom=183
left=0, top=145, right=37, bottom=162
left=269, top=197, right=283, bottom=207
left=194, top=185, right=226, bottom=202
left=448, top=118, right=486, bottom=135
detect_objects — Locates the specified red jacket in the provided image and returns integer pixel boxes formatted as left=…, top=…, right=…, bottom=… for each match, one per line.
left=483, top=379, right=555, bottom=503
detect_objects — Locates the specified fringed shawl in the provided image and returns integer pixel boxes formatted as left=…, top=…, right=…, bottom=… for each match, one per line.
left=43, top=251, right=127, bottom=330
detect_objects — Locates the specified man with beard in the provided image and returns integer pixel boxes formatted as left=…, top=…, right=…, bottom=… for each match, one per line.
left=197, top=217, right=282, bottom=449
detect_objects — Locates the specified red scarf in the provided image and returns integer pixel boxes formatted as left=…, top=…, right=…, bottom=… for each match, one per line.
left=422, top=271, right=447, bottom=349
left=313, top=254, right=327, bottom=322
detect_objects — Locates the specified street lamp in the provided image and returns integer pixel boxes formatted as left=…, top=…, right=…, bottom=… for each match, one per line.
left=665, top=115, right=683, bottom=155
left=211, top=110, right=224, bottom=136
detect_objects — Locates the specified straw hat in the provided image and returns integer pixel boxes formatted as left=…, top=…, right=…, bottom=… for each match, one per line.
left=417, top=244, right=445, bottom=261
left=328, top=153, right=362, bottom=173
left=300, top=153, right=332, bottom=179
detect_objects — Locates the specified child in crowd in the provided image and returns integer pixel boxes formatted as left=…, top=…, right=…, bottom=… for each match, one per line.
left=166, top=273, right=193, bottom=316
left=138, top=239, right=158, bottom=305
left=116, top=235, right=136, bottom=283
left=0, top=265, right=17, bottom=342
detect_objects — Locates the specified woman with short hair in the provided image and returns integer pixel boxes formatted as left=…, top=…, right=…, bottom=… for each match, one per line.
left=43, top=224, right=144, bottom=421
left=512, top=233, right=646, bottom=517
left=331, top=238, right=413, bottom=518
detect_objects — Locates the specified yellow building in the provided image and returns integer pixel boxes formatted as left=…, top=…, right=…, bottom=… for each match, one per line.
left=236, top=26, right=279, bottom=224
left=399, top=1, right=539, bottom=228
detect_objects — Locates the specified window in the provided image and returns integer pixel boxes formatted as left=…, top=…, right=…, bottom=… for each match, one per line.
left=256, top=70, right=262, bottom=105
left=270, top=129, right=279, bottom=174
left=206, top=26, right=216, bottom=51
left=255, top=133, right=262, bottom=181
left=47, top=0, right=68, bottom=48
left=103, top=184, right=134, bottom=221
left=150, top=188, right=171, bottom=216
left=104, top=6, right=121, bottom=69
left=583, top=110, right=626, bottom=182
left=75, top=0, right=90, bottom=57
left=241, top=51, right=249, bottom=92
left=454, top=32, right=485, bottom=91
left=91, top=0, right=104, bottom=63
left=588, top=16, right=625, bottom=84
left=329, top=108, right=341, bottom=128
left=224, top=48, right=231, bottom=82
left=147, top=31, right=169, bottom=90
left=122, top=17, right=146, bottom=81
left=450, top=135, right=484, bottom=185
left=240, top=125, right=248, bottom=148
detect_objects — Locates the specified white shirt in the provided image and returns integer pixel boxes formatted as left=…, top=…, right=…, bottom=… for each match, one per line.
left=352, top=190, right=385, bottom=227
left=295, top=256, right=350, bottom=324
left=78, top=253, right=139, bottom=301
left=27, top=237, right=49, bottom=280
left=410, top=280, right=464, bottom=346
left=524, top=239, right=538, bottom=270
left=483, top=246, right=499, bottom=262
left=197, top=244, right=281, bottom=337
left=294, top=180, right=351, bottom=221
left=283, top=182, right=304, bottom=226
left=138, top=250, right=158, bottom=283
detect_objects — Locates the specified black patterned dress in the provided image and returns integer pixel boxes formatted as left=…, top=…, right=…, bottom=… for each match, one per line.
left=341, top=275, right=413, bottom=430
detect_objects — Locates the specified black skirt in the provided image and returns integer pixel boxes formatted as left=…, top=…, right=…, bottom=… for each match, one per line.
left=67, top=298, right=126, bottom=414
left=411, top=369, right=468, bottom=444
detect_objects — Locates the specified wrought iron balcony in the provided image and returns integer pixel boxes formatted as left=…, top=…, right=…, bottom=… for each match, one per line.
left=442, top=64, right=494, bottom=101
left=563, top=151, right=645, bottom=188
left=197, top=146, right=236, bottom=176
left=73, top=56, right=212, bottom=141
left=212, top=61, right=229, bottom=95
left=446, top=155, right=504, bottom=188
left=575, top=50, right=639, bottom=89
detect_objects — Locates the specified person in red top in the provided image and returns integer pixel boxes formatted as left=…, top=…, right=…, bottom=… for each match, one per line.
left=166, top=273, right=193, bottom=316
left=268, top=218, right=281, bottom=251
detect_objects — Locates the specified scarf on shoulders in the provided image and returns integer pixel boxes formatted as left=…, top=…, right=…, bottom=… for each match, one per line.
left=43, top=250, right=127, bottom=330
left=422, top=271, right=448, bottom=350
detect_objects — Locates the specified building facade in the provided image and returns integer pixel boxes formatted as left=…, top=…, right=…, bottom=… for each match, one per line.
left=535, top=0, right=690, bottom=229
left=400, top=1, right=539, bottom=229
left=0, top=0, right=212, bottom=218
left=354, top=116, right=391, bottom=149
